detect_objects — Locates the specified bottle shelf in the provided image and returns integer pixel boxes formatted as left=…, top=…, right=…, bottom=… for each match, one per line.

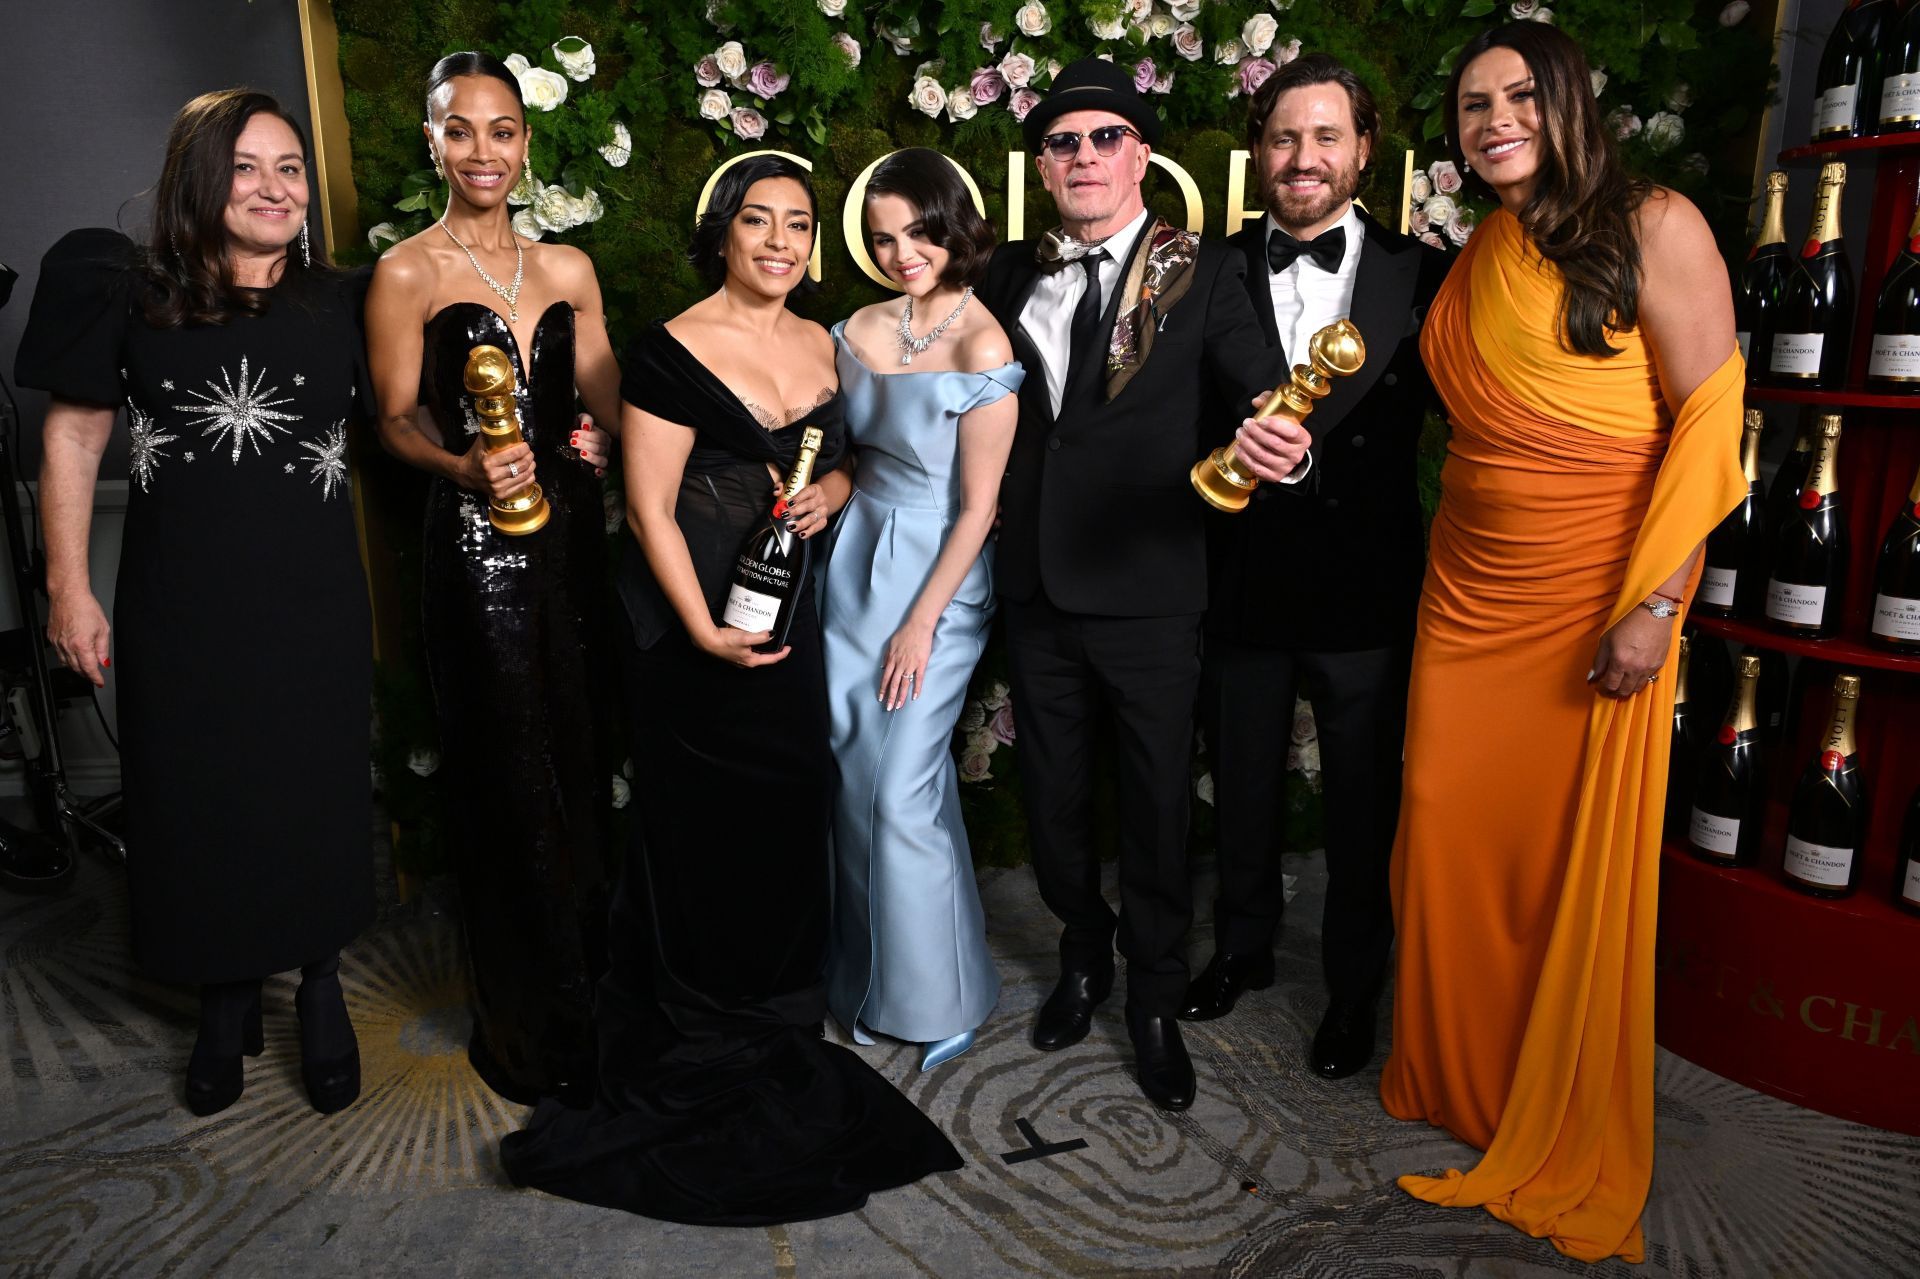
left=1688, top=614, right=1920, bottom=674
left=1779, top=132, right=1920, bottom=164
left=1659, top=837, right=1917, bottom=926
left=1745, top=385, right=1920, bottom=411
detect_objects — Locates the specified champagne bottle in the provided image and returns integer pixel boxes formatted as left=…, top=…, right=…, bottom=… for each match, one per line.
left=1815, top=0, right=1892, bottom=140
left=1871, top=458, right=1920, bottom=647
left=1766, top=414, right=1847, bottom=636
left=722, top=426, right=824, bottom=654
left=1769, top=163, right=1853, bottom=389
left=1895, top=788, right=1920, bottom=914
left=1687, top=627, right=1734, bottom=734
left=1764, top=421, right=1815, bottom=545
left=1688, top=653, right=1765, bottom=867
left=1867, top=203, right=1920, bottom=390
left=1736, top=172, right=1792, bottom=379
left=1697, top=409, right=1767, bottom=617
left=1748, top=644, right=1792, bottom=746
left=1665, top=634, right=1699, bottom=839
left=1879, top=0, right=1920, bottom=132
left=1783, top=674, right=1867, bottom=898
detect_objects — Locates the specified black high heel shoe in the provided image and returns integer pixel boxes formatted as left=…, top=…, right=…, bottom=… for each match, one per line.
left=186, top=980, right=262, bottom=1117
left=296, top=955, right=360, bottom=1115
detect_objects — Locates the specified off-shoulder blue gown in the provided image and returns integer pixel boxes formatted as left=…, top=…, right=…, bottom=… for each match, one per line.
left=822, top=324, right=1022, bottom=1044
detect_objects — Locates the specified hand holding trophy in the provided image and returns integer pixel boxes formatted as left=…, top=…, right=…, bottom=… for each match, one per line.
left=464, top=344, right=551, bottom=535
left=1190, top=317, right=1366, bottom=513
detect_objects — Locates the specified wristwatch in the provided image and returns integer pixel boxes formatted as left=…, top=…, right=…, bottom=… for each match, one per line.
left=1641, top=597, right=1682, bottom=620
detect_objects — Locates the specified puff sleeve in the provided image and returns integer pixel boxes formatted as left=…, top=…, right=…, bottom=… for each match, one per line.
left=13, top=228, right=139, bottom=407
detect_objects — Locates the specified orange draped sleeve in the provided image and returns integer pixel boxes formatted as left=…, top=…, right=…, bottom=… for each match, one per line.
left=1380, top=209, right=1745, bottom=1263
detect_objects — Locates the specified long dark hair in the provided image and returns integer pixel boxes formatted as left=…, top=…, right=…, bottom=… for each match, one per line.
left=690, top=154, right=818, bottom=293
left=425, top=51, right=523, bottom=120
left=865, top=148, right=995, bottom=288
left=1444, top=22, right=1652, bottom=357
left=143, top=90, right=331, bottom=328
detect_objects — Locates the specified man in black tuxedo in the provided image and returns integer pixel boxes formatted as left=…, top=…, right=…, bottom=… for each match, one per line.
left=1180, top=55, right=1447, bottom=1080
left=977, top=58, right=1309, bottom=1111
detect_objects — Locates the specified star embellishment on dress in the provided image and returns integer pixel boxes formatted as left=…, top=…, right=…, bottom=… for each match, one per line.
left=173, top=356, right=302, bottom=462
left=300, top=423, right=350, bottom=501
left=125, top=405, right=178, bottom=493
left=293, top=373, right=306, bottom=386
left=161, top=379, right=175, bottom=391
left=184, top=451, right=196, bottom=463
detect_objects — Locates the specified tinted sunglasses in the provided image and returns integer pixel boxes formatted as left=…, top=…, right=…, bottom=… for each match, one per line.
left=1038, top=125, right=1143, bottom=160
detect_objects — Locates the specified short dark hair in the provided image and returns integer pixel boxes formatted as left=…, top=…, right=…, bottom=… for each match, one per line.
left=425, top=52, right=523, bottom=121
left=1243, top=54, right=1380, bottom=156
left=864, top=148, right=995, bottom=289
left=689, top=154, right=819, bottom=292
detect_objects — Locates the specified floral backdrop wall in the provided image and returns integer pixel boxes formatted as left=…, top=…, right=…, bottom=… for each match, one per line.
left=333, top=0, right=1772, bottom=873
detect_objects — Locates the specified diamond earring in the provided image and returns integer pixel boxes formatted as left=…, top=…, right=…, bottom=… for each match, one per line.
left=433, top=151, right=445, bottom=180
left=300, top=220, right=312, bottom=268
left=522, top=150, right=534, bottom=190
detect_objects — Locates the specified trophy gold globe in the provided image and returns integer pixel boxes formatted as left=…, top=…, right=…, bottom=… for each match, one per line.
left=463, top=344, right=551, bottom=536
left=1190, top=317, right=1366, bottom=513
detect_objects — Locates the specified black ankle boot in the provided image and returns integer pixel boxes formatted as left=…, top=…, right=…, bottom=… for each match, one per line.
left=296, top=954, right=360, bottom=1115
left=186, top=979, right=262, bottom=1116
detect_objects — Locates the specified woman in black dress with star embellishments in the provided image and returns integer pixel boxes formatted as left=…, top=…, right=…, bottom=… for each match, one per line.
left=365, top=52, right=621, bottom=1107
left=17, top=90, right=373, bottom=1117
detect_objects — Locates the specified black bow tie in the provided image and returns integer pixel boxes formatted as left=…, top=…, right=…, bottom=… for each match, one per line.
left=1267, top=225, right=1346, bottom=274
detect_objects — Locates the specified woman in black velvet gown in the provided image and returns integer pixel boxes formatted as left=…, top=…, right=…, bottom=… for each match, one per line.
left=17, top=90, right=371, bottom=1118
left=498, top=155, right=962, bottom=1224
left=365, top=53, right=621, bottom=1106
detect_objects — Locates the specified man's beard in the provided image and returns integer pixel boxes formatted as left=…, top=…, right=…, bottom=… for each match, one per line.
left=1264, top=159, right=1362, bottom=230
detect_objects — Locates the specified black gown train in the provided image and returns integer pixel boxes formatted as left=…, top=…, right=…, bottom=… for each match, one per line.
left=499, top=323, right=962, bottom=1224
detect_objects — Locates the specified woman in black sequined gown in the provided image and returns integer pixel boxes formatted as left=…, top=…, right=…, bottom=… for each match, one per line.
left=365, top=54, right=622, bottom=1105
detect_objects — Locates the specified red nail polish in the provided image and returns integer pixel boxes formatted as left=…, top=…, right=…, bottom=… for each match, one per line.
left=102, top=658, right=111, bottom=668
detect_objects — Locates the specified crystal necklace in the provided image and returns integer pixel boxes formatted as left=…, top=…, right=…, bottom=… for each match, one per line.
left=439, top=217, right=525, bottom=323
left=896, top=286, right=974, bottom=365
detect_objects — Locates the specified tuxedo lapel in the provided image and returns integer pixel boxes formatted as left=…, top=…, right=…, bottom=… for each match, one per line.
left=1236, top=225, right=1285, bottom=360
left=1001, top=253, right=1055, bottom=423
left=1305, top=212, right=1417, bottom=436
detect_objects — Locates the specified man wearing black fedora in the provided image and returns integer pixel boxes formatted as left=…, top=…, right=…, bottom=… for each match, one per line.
left=977, top=57, right=1309, bottom=1111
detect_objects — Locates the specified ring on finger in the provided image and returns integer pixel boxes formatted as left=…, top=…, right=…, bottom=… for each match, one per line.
left=508, top=462, right=520, bottom=477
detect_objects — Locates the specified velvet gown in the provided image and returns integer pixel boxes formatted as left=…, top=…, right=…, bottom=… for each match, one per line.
left=499, top=323, right=963, bottom=1225
left=418, top=301, right=612, bottom=1105
left=13, top=229, right=373, bottom=984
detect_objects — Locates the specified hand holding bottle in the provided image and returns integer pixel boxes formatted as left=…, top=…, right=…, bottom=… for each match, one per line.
left=1587, top=605, right=1673, bottom=698
left=697, top=622, right=789, bottom=669
left=782, top=480, right=831, bottom=539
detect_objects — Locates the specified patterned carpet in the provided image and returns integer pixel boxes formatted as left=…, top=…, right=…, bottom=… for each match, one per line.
left=5, top=849, right=1918, bottom=1278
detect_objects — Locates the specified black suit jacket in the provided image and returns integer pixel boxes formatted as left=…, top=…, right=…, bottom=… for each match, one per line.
left=978, top=230, right=1284, bottom=618
left=1206, top=211, right=1449, bottom=651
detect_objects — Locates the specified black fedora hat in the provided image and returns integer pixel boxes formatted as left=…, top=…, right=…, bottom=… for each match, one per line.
left=1021, top=57, right=1164, bottom=152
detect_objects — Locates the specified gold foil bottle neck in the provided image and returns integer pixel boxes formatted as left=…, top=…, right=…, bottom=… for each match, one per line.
left=1808, top=165, right=1846, bottom=245
left=1740, top=414, right=1762, bottom=481
left=782, top=426, right=826, bottom=500
left=1675, top=634, right=1692, bottom=705
left=1824, top=674, right=1861, bottom=758
left=1726, top=655, right=1761, bottom=735
left=1755, top=174, right=1788, bottom=247
left=1806, top=417, right=1843, bottom=498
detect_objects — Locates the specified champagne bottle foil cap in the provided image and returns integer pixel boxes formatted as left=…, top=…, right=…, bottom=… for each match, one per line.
left=1817, top=413, right=1843, bottom=436
left=800, top=426, right=825, bottom=451
left=1835, top=673, right=1862, bottom=697
left=1743, top=407, right=1764, bottom=429
left=1736, top=653, right=1762, bottom=677
left=1679, top=633, right=1691, bottom=655
left=1820, top=161, right=1847, bottom=185
left=1767, top=170, right=1788, bottom=193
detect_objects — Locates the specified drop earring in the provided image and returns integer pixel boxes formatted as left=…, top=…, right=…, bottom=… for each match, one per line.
left=300, top=220, right=312, bottom=268
left=432, top=150, right=445, bottom=181
left=523, top=150, right=534, bottom=191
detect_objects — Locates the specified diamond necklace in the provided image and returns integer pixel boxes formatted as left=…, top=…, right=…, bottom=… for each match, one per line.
left=896, top=286, right=974, bottom=365
left=439, top=217, right=525, bottom=323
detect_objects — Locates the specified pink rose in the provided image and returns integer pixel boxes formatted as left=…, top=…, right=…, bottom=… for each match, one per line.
left=694, top=55, right=723, bottom=88
left=1408, top=207, right=1430, bottom=234
left=1275, top=39, right=1302, bottom=66
left=1418, top=230, right=1446, bottom=250
left=746, top=61, right=788, bottom=99
left=1152, top=69, right=1176, bottom=95
left=1008, top=87, right=1042, bottom=121
left=1133, top=57, right=1156, bottom=93
left=1428, top=159, right=1463, bottom=194
left=971, top=66, right=1007, bottom=105
left=959, top=749, right=994, bottom=783
left=988, top=702, right=1016, bottom=746
left=1237, top=57, right=1277, bottom=98
left=729, top=107, right=767, bottom=140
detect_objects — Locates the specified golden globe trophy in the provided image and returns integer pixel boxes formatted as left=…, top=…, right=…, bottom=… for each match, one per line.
left=463, top=344, right=551, bottom=536
left=1190, top=317, right=1366, bottom=513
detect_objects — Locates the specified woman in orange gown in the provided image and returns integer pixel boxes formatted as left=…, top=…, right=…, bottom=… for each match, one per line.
left=1377, top=23, right=1747, bottom=1263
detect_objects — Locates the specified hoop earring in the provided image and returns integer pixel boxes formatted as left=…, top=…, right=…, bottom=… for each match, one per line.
left=300, top=221, right=312, bottom=268
left=432, top=151, right=445, bottom=181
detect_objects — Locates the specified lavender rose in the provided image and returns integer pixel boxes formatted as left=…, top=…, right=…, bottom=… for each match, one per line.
left=1133, top=58, right=1157, bottom=93
left=746, top=60, right=788, bottom=99
left=1008, top=87, right=1042, bottom=120
left=1237, top=56, right=1277, bottom=98
left=971, top=65, right=1007, bottom=104
left=694, top=55, right=723, bottom=88
left=999, top=51, right=1036, bottom=88
left=988, top=703, right=1016, bottom=746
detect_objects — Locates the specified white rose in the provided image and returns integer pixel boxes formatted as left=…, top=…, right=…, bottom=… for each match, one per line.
left=1409, top=171, right=1432, bottom=201
left=407, top=748, right=440, bottom=777
left=832, top=32, right=861, bottom=67
left=517, top=66, right=569, bottom=112
left=914, top=59, right=946, bottom=81
left=366, top=221, right=402, bottom=251
left=1645, top=110, right=1685, bottom=153
left=1591, top=68, right=1608, bottom=97
left=602, top=488, right=624, bottom=533
left=504, top=53, right=530, bottom=76
left=599, top=120, right=632, bottom=168
left=1241, top=14, right=1278, bottom=56
left=511, top=208, right=545, bottom=242
left=699, top=88, right=732, bottom=121
left=705, top=0, right=732, bottom=31
left=1045, top=58, right=1063, bottom=83
left=729, top=107, right=768, bottom=140
left=533, top=183, right=578, bottom=231
left=910, top=75, right=947, bottom=118
left=980, top=22, right=1003, bottom=50
left=1014, top=2, right=1052, bottom=38
left=1527, top=6, right=1553, bottom=21
left=611, top=775, right=630, bottom=809
left=1168, top=0, right=1199, bottom=18
left=999, top=51, right=1036, bottom=87
left=1172, top=23, right=1204, bottom=61
left=1666, top=82, right=1692, bottom=112
left=1275, top=38, right=1301, bottom=65
left=551, top=37, right=595, bottom=82
left=508, top=171, right=539, bottom=205
left=1422, top=194, right=1457, bottom=227
left=1508, top=0, right=1538, bottom=15
left=571, top=188, right=605, bottom=224
left=1428, top=159, right=1463, bottom=193
left=1089, top=13, right=1127, bottom=41
left=1214, top=38, right=1244, bottom=65
left=1271, top=0, right=1296, bottom=9
left=1152, top=69, right=1176, bottom=94
left=1195, top=772, right=1215, bottom=806
left=1125, top=0, right=1152, bottom=19
left=983, top=680, right=1010, bottom=710
left=1148, top=11, right=1176, bottom=37
left=947, top=85, right=978, bottom=121
left=1720, top=0, right=1750, bottom=25
left=714, top=40, right=748, bottom=83
left=817, top=0, right=847, bottom=15
left=1445, top=209, right=1475, bottom=247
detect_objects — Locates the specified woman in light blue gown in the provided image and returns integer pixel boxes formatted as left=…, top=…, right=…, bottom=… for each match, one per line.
left=823, top=149, right=1022, bottom=1071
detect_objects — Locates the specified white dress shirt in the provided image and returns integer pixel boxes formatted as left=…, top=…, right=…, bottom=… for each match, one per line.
left=1266, top=205, right=1364, bottom=369
left=1020, top=207, right=1152, bottom=419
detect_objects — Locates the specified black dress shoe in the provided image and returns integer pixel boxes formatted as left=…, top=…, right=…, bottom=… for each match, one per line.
left=186, top=981, right=263, bottom=1116
left=1127, top=1011, right=1196, bottom=1111
left=1032, top=967, right=1114, bottom=1051
left=1177, top=950, right=1275, bottom=1021
left=1310, top=1000, right=1377, bottom=1080
left=297, top=969, right=361, bottom=1115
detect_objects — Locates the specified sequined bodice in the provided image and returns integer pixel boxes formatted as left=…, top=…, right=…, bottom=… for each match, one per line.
left=421, top=301, right=577, bottom=461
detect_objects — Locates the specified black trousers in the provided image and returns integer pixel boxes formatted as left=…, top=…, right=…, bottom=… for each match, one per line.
left=1201, top=637, right=1407, bottom=1006
left=1004, top=598, right=1203, bottom=1017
